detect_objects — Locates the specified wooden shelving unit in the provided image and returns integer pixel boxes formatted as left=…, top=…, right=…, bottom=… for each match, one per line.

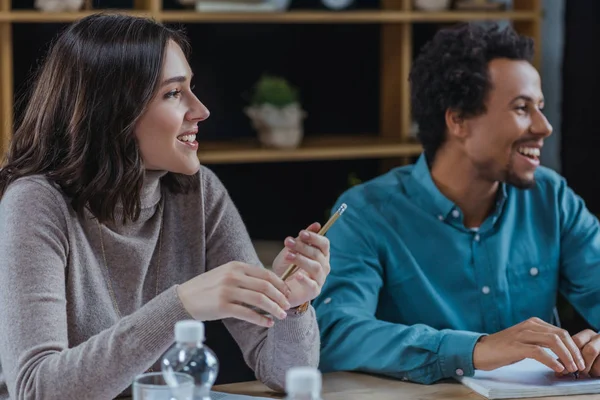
left=0, top=9, right=539, bottom=23
left=0, top=0, right=542, bottom=164
left=198, top=135, right=423, bottom=164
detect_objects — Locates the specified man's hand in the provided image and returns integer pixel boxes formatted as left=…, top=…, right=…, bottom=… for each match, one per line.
left=473, top=317, right=586, bottom=374
left=555, top=329, right=600, bottom=377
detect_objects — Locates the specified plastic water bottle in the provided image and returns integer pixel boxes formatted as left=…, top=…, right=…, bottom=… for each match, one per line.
left=285, top=367, right=323, bottom=400
left=162, top=320, right=219, bottom=400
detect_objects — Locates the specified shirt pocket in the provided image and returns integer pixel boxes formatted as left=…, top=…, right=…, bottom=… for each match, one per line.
left=506, top=262, right=559, bottom=325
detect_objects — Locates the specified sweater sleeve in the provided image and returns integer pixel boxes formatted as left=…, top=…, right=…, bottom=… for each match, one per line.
left=200, top=167, right=319, bottom=392
left=0, top=178, right=190, bottom=400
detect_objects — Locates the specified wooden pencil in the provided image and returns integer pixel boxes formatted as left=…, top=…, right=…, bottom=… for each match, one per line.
left=280, top=203, right=347, bottom=281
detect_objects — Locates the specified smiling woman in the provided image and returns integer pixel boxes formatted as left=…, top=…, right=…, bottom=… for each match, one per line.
left=0, top=13, right=330, bottom=400
left=135, top=41, right=209, bottom=175
left=0, top=13, right=200, bottom=223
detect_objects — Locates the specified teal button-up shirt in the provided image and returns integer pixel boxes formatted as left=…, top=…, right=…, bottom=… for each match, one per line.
left=313, top=154, right=600, bottom=384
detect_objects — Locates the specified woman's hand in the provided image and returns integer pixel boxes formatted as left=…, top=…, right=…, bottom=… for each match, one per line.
left=177, top=261, right=292, bottom=327
left=271, top=222, right=331, bottom=308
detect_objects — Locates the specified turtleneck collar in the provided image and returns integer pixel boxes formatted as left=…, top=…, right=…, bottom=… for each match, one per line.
left=139, top=169, right=168, bottom=210
left=109, top=170, right=168, bottom=228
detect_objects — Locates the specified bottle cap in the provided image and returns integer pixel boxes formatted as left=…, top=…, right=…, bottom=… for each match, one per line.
left=285, top=367, right=321, bottom=395
left=174, top=320, right=205, bottom=343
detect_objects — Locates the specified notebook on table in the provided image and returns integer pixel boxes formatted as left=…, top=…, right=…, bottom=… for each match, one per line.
left=211, top=391, right=273, bottom=400
left=456, top=357, right=600, bottom=399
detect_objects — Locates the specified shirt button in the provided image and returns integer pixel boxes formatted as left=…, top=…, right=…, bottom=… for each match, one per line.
left=455, top=369, right=464, bottom=376
left=451, top=209, right=460, bottom=218
left=482, top=286, right=490, bottom=294
left=474, top=234, right=480, bottom=241
left=438, top=215, right=444, bottom=221
left=530, top=267, right=539, bottom=277
left=323, top=297, right=332, bottom=304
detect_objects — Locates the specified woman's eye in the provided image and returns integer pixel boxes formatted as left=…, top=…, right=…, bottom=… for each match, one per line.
left=165, top=89, right=181, bottom=99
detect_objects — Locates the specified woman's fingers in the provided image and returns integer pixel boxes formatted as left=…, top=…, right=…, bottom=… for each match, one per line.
left=238, top=275, right=291, bottom=311
left=225, top=303, right=276, bottom=328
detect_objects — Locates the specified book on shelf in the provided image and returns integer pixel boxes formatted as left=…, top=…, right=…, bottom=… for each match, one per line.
left=195, top=0, right=289, bottom=12
left=453, top=0, right=506, bottom=10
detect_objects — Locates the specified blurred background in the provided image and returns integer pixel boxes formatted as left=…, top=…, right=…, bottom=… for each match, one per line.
left=0, top=0, right=598, bottom=333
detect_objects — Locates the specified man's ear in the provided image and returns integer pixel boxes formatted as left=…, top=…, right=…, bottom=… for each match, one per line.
left=445, top=108, right=468, bottom=140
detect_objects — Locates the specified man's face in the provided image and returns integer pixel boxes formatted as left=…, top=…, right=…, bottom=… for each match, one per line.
left=460, top=58, right=553, bottom=189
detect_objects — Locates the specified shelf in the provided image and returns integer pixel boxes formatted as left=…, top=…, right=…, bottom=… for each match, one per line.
left=0, top=10, right=540, bottom=24
left=0, top=10, right=151, bottom=23
left=160, top=10, right=538, bottom=23
left=408, top=10, right=538, bottom=22
left=196, top=135, right=423, bottom=164
left=160, top=10, right=405, bottom=23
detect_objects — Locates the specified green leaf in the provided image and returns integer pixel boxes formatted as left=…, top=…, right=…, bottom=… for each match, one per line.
left=250, top=74, right=299, bottom=107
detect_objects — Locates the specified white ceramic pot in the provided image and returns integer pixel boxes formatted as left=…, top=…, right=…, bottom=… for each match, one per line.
left=414, top=0, right=452, bottom=11
left=34, top=0, right=84, bottom=11
left=245, top=102, right=306, bottom=149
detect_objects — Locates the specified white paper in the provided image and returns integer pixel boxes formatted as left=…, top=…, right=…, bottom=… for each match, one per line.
left=457, top=357, right=600, bottom=399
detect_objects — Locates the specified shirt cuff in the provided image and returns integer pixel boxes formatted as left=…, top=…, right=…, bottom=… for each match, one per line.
left=438, top=330, right=486, bottom=379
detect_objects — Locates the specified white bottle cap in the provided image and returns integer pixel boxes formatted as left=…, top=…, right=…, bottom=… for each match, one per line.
left=175, top=320, right=205, bottom=343
left=285, top=367, right=321, bottom=395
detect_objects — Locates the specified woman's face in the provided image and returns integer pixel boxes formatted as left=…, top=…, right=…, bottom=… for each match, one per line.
left=135, top=40, right=209, bottom=175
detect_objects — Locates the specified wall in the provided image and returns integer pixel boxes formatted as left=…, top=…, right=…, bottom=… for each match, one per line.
left=494, top=0, right=563, bottom=171
left=540, top=0, right=564, bottom=172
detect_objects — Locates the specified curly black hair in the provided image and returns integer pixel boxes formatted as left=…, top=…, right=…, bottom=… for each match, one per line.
left=409, top=22, right=534, bottom=160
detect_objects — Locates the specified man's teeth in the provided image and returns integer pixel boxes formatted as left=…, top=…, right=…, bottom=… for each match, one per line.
left=178, top=134, right=196, bottom=143
left=518, top=147, right=540, bottom=157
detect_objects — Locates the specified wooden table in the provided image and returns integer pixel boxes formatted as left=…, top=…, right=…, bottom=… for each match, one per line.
left=214, top=371, right=600, bottom=400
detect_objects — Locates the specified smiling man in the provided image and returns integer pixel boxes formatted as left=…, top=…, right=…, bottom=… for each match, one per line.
left=313, top=23, right=600, bottom=384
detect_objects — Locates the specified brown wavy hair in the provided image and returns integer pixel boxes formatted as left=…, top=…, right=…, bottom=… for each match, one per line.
left=0, top=13, right=199, bottom=223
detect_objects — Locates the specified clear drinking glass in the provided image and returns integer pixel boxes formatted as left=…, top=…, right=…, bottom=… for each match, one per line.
left=132, top=371, right=194, bottom=400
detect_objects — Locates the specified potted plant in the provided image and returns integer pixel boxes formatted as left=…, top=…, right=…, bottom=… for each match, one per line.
left=244, top=74, right=306, bottom=149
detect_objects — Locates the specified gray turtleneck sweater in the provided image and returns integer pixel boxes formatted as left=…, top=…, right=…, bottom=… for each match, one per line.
left=0, top=166, right=319, bottom=400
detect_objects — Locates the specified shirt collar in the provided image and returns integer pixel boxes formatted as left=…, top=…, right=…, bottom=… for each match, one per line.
left=407, top=153, right=456, bottom=220
left=407, top=153, right=508, bottom=224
